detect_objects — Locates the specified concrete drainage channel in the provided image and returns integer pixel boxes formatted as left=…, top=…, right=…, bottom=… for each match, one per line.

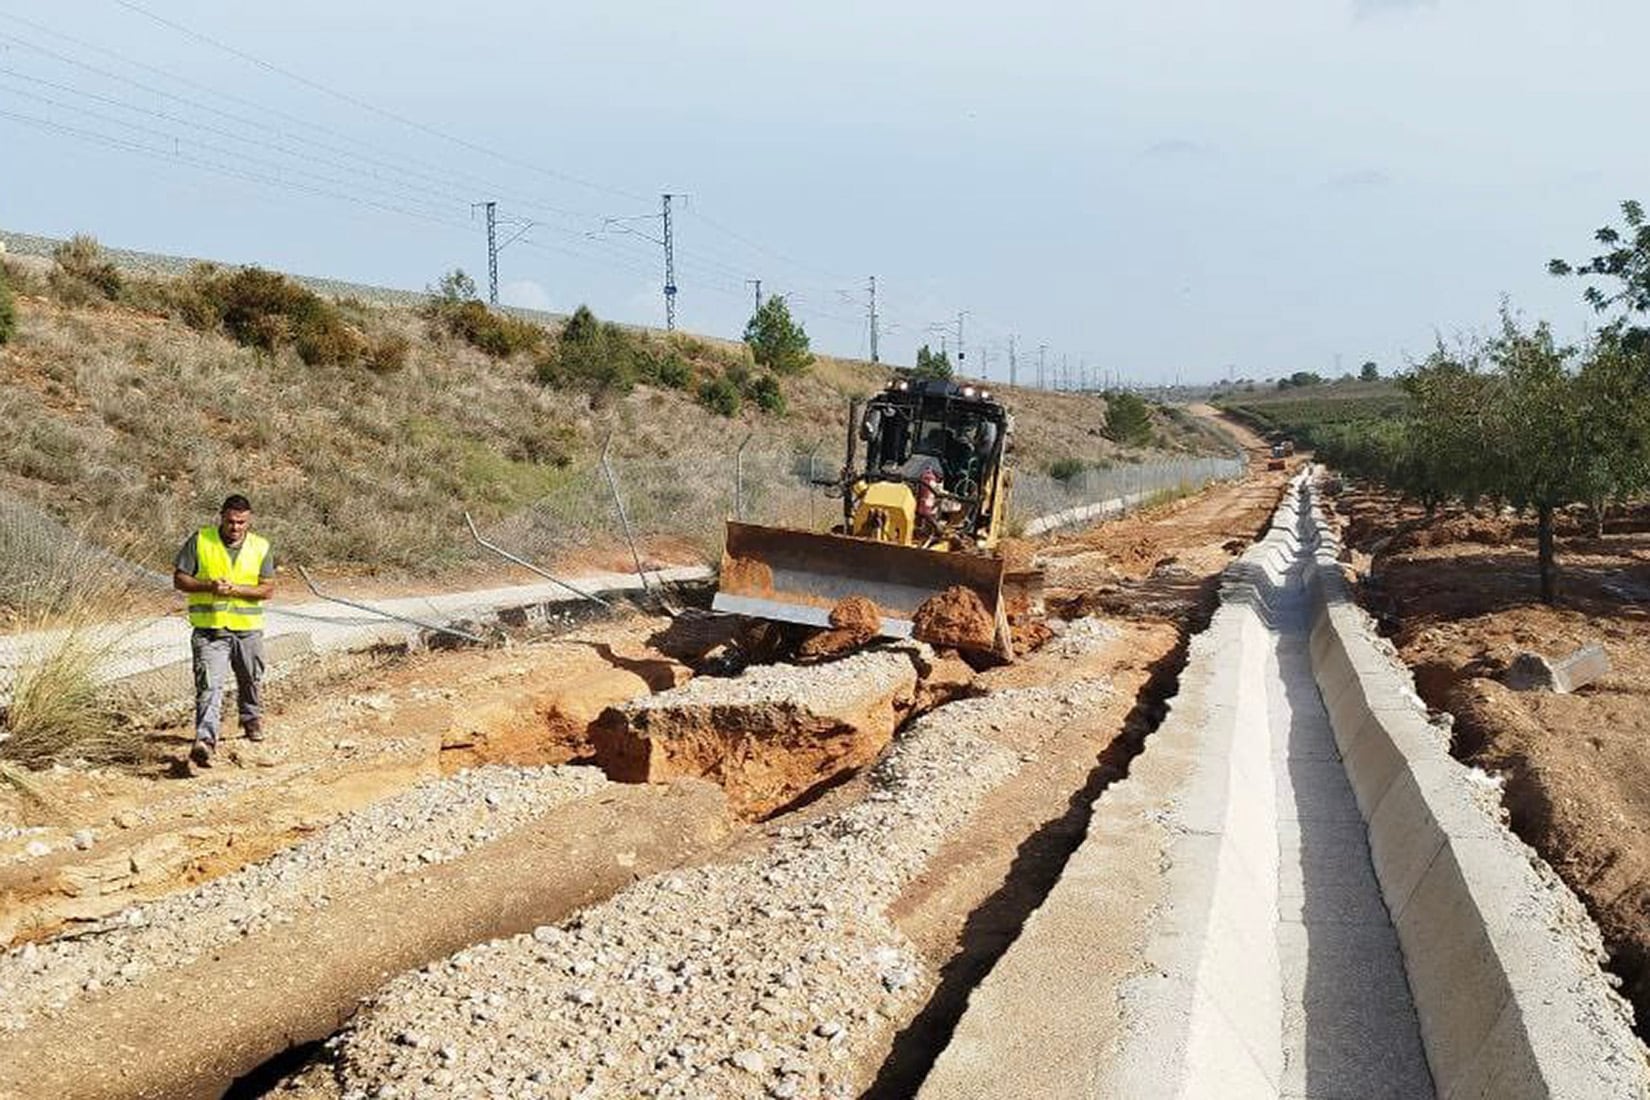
left=920, top=470, right=1650, bottom=1099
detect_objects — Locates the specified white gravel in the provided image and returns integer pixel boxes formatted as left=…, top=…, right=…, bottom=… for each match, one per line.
left=0, top=764, right=608, bottom=1031
left=320, top=666, right=1118, bottom=1100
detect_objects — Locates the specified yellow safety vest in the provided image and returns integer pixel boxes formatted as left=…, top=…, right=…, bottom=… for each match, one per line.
left=187, top=526, right=270, bottom=631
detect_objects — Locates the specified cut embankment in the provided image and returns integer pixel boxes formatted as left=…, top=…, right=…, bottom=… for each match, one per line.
left=0, top=778, right=729, bottom=1100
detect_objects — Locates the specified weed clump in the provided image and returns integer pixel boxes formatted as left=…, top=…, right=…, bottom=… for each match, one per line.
left=0, top=263, right=14, bottom=345
left=697, top=374, right=742, bottom=417
left=141, top=263, right=386, bottom=368
left=49, top=234, right=123, bottom=306
left=423, top=269, right=543, bottom=358
left=1046, top=457, right=1086, bottom=482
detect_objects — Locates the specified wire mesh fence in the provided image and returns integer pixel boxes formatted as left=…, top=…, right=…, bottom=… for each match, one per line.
left=0, top=446, right=1245, bottom=717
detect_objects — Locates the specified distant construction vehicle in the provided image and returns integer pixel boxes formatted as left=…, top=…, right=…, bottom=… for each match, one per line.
left=1268, top=441, right=1289, bottom=470
left=714, top=376, right=1026, bottom=657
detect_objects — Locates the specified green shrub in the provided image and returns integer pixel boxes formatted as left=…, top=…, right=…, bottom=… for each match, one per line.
left=1046, top=456, right=1086, bottom=482
left=0, top=265, right=14, bottom=346
left=746, top=372, right=786, bottom=414
left=536, top=305, right=646, bottom=395
left=655, top=352, right=692, bottom=390
left=698, top=374, right=741, bottom=416
left=743, top=295, right=813, bottom=376
left=423, top=269, right=543, bottom=358
left=151, top=265, right=367, bottom=367
left=50, top=234, right=122, bottom=303
left=1101, top=390, right=1153, bottom=446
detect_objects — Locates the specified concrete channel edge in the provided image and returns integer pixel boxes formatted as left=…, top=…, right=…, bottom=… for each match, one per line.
left=919, top=472, right=1312, bottom=1099
left=1302, top=476, right=1650, bottom=1100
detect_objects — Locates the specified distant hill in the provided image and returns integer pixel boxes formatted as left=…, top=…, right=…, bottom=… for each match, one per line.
left=0, top=230, right=1222, bottom=597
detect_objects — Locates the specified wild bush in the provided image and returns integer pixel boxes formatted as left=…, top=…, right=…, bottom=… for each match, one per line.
left=423, top=268, right=543, bottom=358
left=698, top=374, right=741, bottom=417
left=537, top=305, right=641, bottom=394
left=0, top=264, right=14, bottom=346
left=1101, top=390, right=1153, bottom=446
left=365, top=332, right=411, bottom=374
left=746, top=372, right=786, bottom=414
left=150, top=265, right=368, bottom=367
left=1046, top=456, right=1086, bottom=482
left=49, top=234, right=122, bottom=304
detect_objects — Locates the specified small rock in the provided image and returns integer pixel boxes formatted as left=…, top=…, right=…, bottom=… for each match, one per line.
left=71, top=829, right=94, bottom=851
left=112, top=810, right=139, bottom=829
left=24, top=840, right=50, bottom=858
left=730, top=1050, right=766, bottom=1076
left=815, top=1020, right=842, bottom=1039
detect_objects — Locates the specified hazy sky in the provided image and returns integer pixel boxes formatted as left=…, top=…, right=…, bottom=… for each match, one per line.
left=2, top=0, right=1645, bottom=383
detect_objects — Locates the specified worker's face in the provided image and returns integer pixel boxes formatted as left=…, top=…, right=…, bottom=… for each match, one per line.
left=220, top=508, right=251, bottom=545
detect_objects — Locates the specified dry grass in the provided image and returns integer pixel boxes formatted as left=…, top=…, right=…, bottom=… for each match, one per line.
left=0, top=266, right=1226, bottom=587
left=0, top=521, right=150, bottom=769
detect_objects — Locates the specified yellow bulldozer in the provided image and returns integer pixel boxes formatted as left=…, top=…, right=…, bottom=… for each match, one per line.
left=714, top=376, right=1027, bottom=658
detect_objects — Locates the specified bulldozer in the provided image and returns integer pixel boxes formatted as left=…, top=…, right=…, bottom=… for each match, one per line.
left=714, top=376, right=1028, bottom=658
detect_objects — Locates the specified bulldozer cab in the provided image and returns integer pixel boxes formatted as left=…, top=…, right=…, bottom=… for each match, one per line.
left=854, top=377, right=1010, bottom=546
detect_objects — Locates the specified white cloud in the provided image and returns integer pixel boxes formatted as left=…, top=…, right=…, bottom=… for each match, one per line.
left=501, top=279, right=553, bottom=312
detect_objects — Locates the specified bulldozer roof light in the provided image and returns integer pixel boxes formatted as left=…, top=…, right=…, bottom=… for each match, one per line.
left=961, top=385, right=977, bottom=397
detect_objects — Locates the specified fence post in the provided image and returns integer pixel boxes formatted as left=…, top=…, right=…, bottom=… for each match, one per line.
left=734, top=433, right=755, bottom=521
left=598, top=433, right=653, bottom=599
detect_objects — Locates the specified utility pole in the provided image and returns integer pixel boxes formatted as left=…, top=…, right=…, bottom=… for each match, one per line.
left=868, top=276, right=879, bottom=364
left=956, top=311, right=968, bottom=364
left=981, top=345, right=993, bottom=381
left=1062, top=354, right=1070, bottom=391
left=1008, top=335, right=1017, bottom=388
left=661, top=192, right=678, bottom=331
left=1037, top=344, right=1047, bottom=390
left=474, top=200, right=500, bottom=306
left=746, top=279, right=762, bottom=314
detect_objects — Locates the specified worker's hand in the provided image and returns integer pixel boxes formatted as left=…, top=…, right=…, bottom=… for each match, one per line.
left=213, top=580, right=235, bottom=597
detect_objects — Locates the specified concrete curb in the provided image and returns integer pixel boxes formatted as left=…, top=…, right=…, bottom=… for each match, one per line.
left=1302, top=477, right=1650, bottom=1100
left=919, top=472, right=1312, bottom=1099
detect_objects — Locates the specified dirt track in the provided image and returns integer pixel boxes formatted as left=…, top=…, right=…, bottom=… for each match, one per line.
left=0, top=412, right=1306, bottom=1098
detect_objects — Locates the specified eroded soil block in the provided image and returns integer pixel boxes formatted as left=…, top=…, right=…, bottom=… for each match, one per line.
left=592, top=648, right=927, bottom=817
left=912, top=585, right=996, bottom=651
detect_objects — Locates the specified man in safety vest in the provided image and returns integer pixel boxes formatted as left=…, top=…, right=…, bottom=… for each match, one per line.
left=171, top=494, right=276, bottom=770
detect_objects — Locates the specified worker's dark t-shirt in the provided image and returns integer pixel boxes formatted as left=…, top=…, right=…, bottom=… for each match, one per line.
left=176, top=532, right=277, bottom=639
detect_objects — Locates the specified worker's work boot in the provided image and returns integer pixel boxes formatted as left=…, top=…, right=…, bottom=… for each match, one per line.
left=189, top=739, right=214, bottom=769
left=243, top=719, right=265, bottom=743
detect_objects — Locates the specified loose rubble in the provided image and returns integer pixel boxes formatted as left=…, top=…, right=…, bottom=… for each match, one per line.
left=322, top=672, right=1116, bottom=1100
left=0, top=764, right=607, bottom=1031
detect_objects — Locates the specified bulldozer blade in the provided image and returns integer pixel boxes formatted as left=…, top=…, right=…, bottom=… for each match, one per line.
left=714, top=521, right=1011, bottom=656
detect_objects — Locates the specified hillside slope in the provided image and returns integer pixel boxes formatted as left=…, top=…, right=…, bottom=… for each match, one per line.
left=0, top=241, right=1218, bottom=599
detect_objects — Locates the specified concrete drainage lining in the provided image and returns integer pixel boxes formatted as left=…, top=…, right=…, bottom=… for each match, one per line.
left=919, top=470, right=1650, bottom=1099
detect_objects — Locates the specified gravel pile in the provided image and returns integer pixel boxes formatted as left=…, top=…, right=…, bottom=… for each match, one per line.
left=321, top=674, right=1117, bottom=1100
left=618, top=646, right=921, bottom=716
left=0, top=764, right=607, bottom=1031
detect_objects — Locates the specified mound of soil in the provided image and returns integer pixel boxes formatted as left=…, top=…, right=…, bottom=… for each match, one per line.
left=798, top=596, right=885, bottom=661
left=912, top=586, right=995, bottom=651
left=720, top=556, right=773, bottom=595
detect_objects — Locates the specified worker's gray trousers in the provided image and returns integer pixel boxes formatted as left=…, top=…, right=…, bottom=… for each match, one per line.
left=191, top=629, right=264, bottom=745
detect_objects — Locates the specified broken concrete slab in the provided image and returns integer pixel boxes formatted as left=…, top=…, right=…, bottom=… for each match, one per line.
left=591, top=645, right=950, bottom=818
left=1503, top=643, right=1610, bottom=694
